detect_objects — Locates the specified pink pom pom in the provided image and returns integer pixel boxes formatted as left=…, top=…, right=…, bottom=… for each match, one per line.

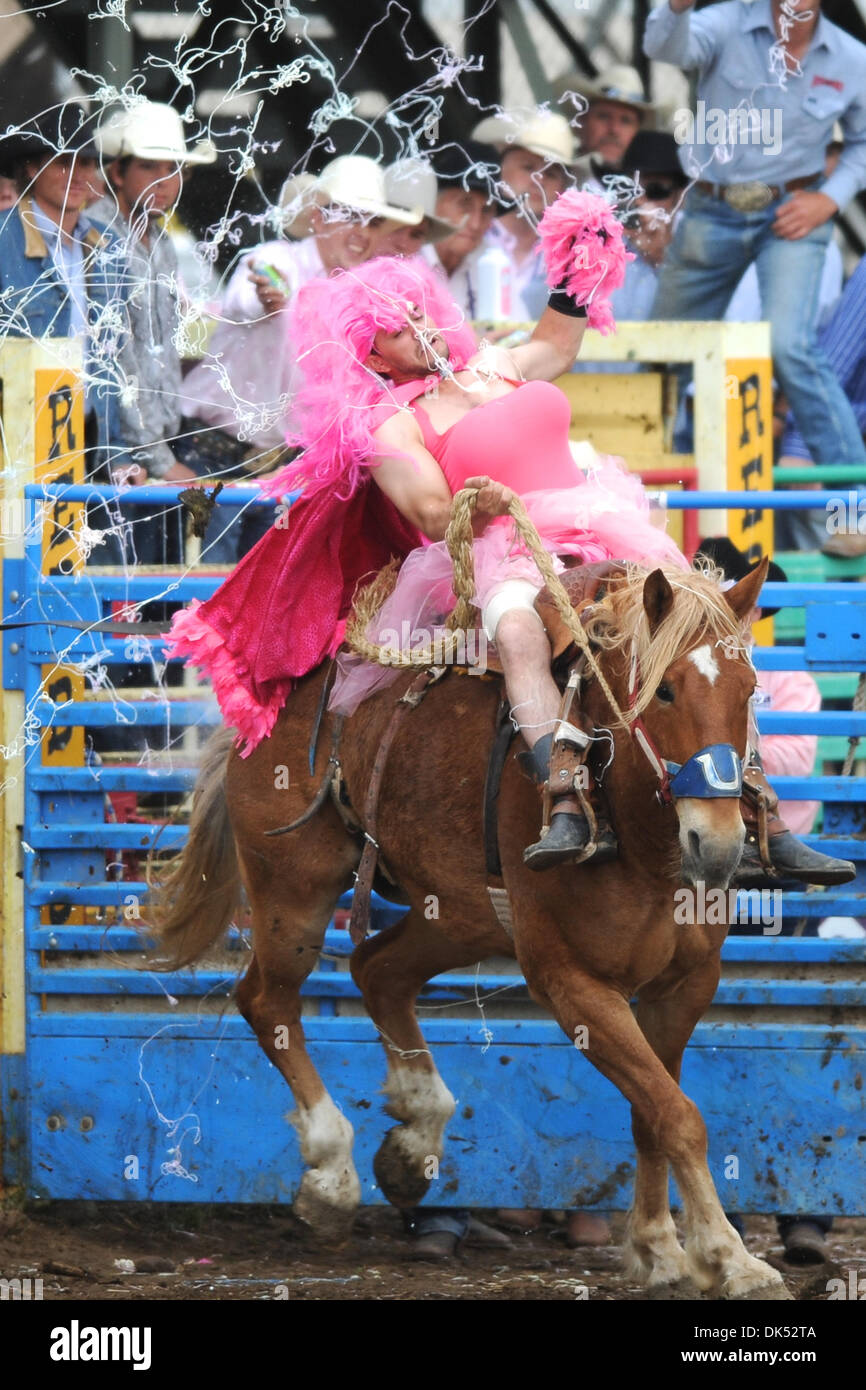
left=537, top=189, right=634, bottom=336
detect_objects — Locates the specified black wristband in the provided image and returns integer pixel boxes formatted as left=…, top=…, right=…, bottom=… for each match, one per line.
left=548, top=288, right=587, bottom=319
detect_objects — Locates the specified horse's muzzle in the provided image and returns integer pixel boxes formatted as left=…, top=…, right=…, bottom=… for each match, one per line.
left=678, top=801, right=746, bottom=891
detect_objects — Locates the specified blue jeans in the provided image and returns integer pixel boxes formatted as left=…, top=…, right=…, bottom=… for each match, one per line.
left=652, top=187, right=866, bottom=470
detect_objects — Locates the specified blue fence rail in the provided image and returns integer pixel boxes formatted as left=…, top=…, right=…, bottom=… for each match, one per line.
left=1, top=484, right=864, bottom=1212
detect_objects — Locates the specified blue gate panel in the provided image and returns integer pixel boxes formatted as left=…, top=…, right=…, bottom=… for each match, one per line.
left=25, top=1027, right=866, bottom=1214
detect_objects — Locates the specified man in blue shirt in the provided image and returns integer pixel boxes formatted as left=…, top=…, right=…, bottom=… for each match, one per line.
left=644, top=0, right=866, bottom=526
left=778, top=254, right=866, bottom=554
left=0, top=105, right=125, bottom=467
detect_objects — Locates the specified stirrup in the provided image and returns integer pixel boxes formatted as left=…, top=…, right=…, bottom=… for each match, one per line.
left=524, top=808, right=618, bottom=873
left=524, top=810, right=595, bottom=871
left=520, top=731, right=618, bottom=872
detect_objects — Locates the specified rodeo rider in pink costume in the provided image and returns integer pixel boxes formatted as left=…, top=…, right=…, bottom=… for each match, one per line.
left=168, top=192, right=852, bottom=885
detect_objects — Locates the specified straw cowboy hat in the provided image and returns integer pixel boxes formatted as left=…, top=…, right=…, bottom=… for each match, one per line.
left=471, top=110, right=577, bottom=168
left=278, top=155, right=424, bottom=239
left=96, top=101, right=216, bottom=165
left=384, top=159, right=462, bottom=242
left=553, top=63, right=655, bottom=118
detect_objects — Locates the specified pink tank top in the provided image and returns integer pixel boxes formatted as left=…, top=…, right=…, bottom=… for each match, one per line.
left=384, top=377, right=583, bottom=496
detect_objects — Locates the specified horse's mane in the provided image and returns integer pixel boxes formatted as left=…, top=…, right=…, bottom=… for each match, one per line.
left=582, top=563, right=751, bottom=724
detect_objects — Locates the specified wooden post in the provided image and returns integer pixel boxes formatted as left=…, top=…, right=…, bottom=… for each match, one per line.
left=557, top=319, right=773, bottom=544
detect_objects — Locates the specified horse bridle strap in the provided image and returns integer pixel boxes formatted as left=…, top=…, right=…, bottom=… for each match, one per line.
left=625, top=647, right=743, bottom=807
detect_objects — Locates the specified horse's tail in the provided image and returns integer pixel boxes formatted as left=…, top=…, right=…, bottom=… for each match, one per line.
left=148, top=727, right=241, bottom=970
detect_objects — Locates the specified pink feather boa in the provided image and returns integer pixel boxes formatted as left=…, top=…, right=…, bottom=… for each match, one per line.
left=537, top=189, right=634, bottom=336
left=261, top=256, right=477, bottom=502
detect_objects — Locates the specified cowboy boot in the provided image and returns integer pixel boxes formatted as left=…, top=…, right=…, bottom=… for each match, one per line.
left=736, top=752, right=855, bottom=887
left=522, top=731, right=618, bottom=872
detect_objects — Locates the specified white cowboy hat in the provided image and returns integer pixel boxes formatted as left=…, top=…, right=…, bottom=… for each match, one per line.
left=471, top=110, right=577, bottom=167
left=554, top=63, right=655, bottom=117
left=384, top=159, right=461, bottom=242
left=96, top=101, right=216, bottom=166
left=278, top=155, right=424, bottom=239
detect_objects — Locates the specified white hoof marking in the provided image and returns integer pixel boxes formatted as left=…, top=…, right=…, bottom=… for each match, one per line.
left=383, top=1067, right=456, bottom=1166
left=290, top=1095, right=360, bottom=1212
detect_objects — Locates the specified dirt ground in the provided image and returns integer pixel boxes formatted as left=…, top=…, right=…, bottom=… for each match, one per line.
left=1, top=1201, right=864, bottom=1301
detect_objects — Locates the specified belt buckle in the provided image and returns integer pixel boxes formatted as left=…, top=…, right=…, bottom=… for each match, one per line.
left=722, top=182, right=775, bottom=213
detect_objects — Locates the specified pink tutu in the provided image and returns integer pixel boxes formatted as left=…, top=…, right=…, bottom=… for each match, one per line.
left=330, top=454, right=687, bottom=715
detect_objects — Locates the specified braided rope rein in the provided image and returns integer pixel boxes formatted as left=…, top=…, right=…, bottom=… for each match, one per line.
left=345, top=486, right=630, bottom=726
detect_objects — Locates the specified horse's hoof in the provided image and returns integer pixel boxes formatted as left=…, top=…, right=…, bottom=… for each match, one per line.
left=729, top=1282, right=795, bottom=1301
left=373, top=1128, right=432, bottom=1207
left=293, top=1171, right=358, bottom=1244
left=647, top=1277, right=704, bottom=1301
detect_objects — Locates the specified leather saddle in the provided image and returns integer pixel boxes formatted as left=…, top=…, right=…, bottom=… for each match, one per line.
left=453, top=560, right=627, bottom=677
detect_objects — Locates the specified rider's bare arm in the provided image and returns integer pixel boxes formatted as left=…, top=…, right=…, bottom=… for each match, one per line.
left=371, top=412, right=512, bottom=542
left=508, top=305, right=588, bottom=381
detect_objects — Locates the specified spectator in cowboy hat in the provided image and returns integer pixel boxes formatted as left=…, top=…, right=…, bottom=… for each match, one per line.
left=91, top=102, right=215, bottom=486
left=379, top=158, right=462, bottom=257
left=84, top=102, right=216, bottom=567
left=609, top=129, right=689, bottom=276
left=471, top=111, right=576, bottom=320
left=416, top=139, right=502, bottom=319
left=0, top=103, right=125, bottom=469
left=177, top=155, right=423, bottom=560
left=553, top=63, right=655, bottom=174
left=525, top=129, right=688, bottom=333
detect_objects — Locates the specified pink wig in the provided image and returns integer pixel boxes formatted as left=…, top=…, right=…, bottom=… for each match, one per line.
left=264, top=256, right=477, bottom=500
left=538, top=189, right=634, bottom=336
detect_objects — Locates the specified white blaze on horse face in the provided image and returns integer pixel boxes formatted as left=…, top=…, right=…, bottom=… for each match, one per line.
left=688, top=644, right=720, bottom=685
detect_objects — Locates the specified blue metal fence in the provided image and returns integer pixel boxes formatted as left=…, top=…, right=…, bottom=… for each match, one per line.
left=1, top=484, right=864, bottom=1213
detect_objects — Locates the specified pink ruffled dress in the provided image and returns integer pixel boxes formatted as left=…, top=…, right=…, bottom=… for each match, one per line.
left=330, top=375, right=688, bottom=714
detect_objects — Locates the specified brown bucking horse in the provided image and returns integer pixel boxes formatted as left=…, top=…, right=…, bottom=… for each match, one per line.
left=152, top=557, right=793, bottom=1300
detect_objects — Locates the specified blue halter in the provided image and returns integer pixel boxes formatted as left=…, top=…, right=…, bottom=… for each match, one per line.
left=663, top=744, right=744, bottom=800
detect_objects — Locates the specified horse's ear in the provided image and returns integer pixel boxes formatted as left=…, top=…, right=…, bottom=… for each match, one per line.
left=724, top=556, right=769, bottom=619
left=643, top=569, right=675, bottom=635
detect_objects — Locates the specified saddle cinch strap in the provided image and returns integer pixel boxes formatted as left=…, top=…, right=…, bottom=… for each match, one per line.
left=349, top=666, right=447, bottom=945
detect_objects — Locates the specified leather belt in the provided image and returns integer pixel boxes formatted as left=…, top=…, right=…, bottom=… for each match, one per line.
left=696, top=174, right=821, bottom=212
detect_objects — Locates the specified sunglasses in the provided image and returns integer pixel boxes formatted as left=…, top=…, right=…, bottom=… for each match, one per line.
left=641, top=180, right=680, bottom=200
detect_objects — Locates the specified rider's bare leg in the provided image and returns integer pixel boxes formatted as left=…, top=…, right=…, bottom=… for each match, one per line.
left=492, top=606, right=617, bottom=869
left=493, top=609, right=579, bottom=816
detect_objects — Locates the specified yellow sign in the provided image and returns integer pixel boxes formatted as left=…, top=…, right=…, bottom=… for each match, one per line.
left=725, top=357, right=774, bottom=641
left=34, top=371, right=87, bottom=926
left=34, top=369, right=85, bottom=576
left=725, top=358, right=774, bottom=564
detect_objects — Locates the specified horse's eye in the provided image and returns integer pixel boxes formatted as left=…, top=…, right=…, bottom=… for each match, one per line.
left=656, top=682, right=675, bottom=704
